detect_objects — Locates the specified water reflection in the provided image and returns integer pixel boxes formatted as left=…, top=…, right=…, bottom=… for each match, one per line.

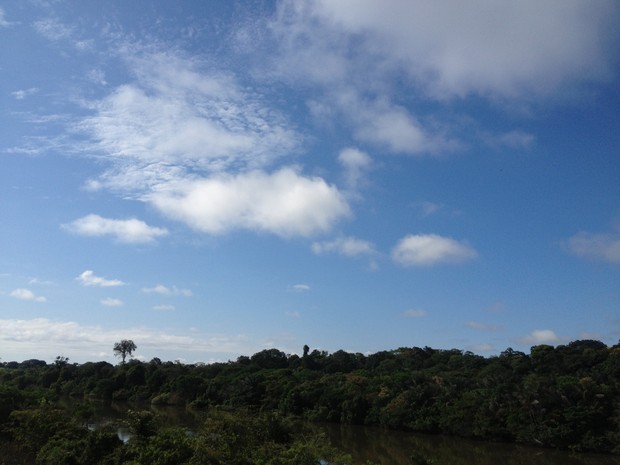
left=64, top=399, right=620, bottom=465
left=321, top=423, right=620, bottom=465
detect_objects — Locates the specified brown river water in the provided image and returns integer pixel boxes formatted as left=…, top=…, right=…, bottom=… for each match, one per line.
left=67, top=399, right=620, bottom=465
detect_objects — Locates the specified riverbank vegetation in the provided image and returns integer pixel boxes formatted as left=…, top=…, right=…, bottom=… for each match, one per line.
left=1, top=339, right=619, bottom=459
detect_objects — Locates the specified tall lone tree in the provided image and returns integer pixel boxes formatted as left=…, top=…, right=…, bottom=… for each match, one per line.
left=113, top=339, right=137, bottom=364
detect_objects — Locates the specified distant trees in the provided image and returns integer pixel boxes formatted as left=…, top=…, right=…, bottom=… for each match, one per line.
left=1, top=339, right=620, bottom=454
left=113, top=340, right=137, bottom=364
left=54, top=355, right=69, bottom=369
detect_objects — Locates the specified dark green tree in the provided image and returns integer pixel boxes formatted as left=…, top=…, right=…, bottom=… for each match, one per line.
left=113, top=339, right=137, bottom=364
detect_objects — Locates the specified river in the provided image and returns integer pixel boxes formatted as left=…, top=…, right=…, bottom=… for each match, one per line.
left=70, top=399, right=620, bottom=465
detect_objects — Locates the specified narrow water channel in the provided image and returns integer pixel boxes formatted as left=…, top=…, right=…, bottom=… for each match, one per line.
left=75, top=399, right=620, bottom=465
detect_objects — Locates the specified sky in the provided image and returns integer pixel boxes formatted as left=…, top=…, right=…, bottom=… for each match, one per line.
left=1, top=0, right=619, bottom=364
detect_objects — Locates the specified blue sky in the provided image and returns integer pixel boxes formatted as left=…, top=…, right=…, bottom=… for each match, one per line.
left=1, top=0, right=619, bottom=364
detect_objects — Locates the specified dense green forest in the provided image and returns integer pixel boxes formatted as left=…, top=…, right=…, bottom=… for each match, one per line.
left=1, top=339, right=620, bottom=463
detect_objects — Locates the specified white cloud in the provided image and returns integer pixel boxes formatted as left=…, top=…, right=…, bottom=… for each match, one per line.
left=63, top=214, right=168, bottom=244
left=28, top=277, right=52, bottom=286
left=71, top=50, right=351, bottom=239
left=338, top=147, right=372, bottom=189
left=417, top=201, right=442, bottom=216
left=150, top=168, right=350, bottom=238
left=311, top=236, right=375, bottom=257
left=346, top=95, right=457, bottom=154
left=518, top=329, right=561, bottom=345
left=11, top=88, right=39, bottom=100
left=306, top=0, right=618, bottom=99
left=308, top=89, right=458, bottom=155
left=76, top=270, right=124, bottom=287
left=101, top=298, right=123, bottom=307
left=142, top=284, right=192, bottom=297
left=392, top=234, right=477, bottom=266
left=153, top=304, right=176, bottom=312
left=402, top=309, right=426, bottom=318
left=33, top=17, right=72, bottom=41
left=0, top=318, right=251, bottom=362
left=10, top=288, right=46, bottom=303
left=77, top=51, right=300, bottom=187
left=291, top=284, right=310, bottom=292
left=258, top=0, right=617, bottom=161
left=565, top=228, right=620, bottom=264
left=0, top=8, right=10, bottom=28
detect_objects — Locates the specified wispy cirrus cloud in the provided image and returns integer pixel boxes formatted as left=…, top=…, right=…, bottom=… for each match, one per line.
left=153, top=304, right=176, bottom=312
left=338, top=147, right=372, bottom=191
left=33, top=17, right=73, bottom=41
left=290, top=284, right=310, bottom=292
left=392, top=234, right=477, bottom=266
left=0, top=7, right=12, bottom=28
left=565, top=226, right=620, bottom=264
left=10, top=288, right=46, bottom=303
left=63, top=214, right=168, bottom=244
left=76, top=50, right=299, bottom=180
left=142, top=284, right=192, bottom=297
left=12, top=88, right=39, bottom=100
left=101, top=297, right=123, bottom=307
left=311, top=236, right=375, bottom=257
left=72, top=49, right=350, bottom=239
left=76, top=270, right=124, bottom=287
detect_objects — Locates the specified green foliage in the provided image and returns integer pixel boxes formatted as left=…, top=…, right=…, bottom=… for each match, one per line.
left=113, top=340, right=137, bottom=364
left=2, top=339, right=620, bottom=454
left=2, top=401, right=348, bottom=465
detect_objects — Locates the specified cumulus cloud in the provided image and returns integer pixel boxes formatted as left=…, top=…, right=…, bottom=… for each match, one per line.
left=67, top=49, right=354, bottom=239
left=76, top=270, right=124, bottom=287
left=304, top=0, right=618, bottom=99
left=518, top=329, right=561, bottom=345
left=142, top=284, right=192, bottom=297
left=149, top=168, right=350, bottom=237
left=311, top=236, right=375, bottom=257
left=402, top=309, right=426, bottom=318
left=257, top=0, right=618, bottom=160
left=101, top=297, right=123, bottom=307
left=565, top=227, right=620, bottom=264
left=63, top=214, right=168, bottom=243
left=392, top=234, right=477, bottom=266
left=10, top=288, right=46, bottom=303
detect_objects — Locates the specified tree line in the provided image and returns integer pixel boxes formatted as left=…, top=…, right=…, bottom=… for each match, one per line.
left=1, top=339, right=620, bottom=455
